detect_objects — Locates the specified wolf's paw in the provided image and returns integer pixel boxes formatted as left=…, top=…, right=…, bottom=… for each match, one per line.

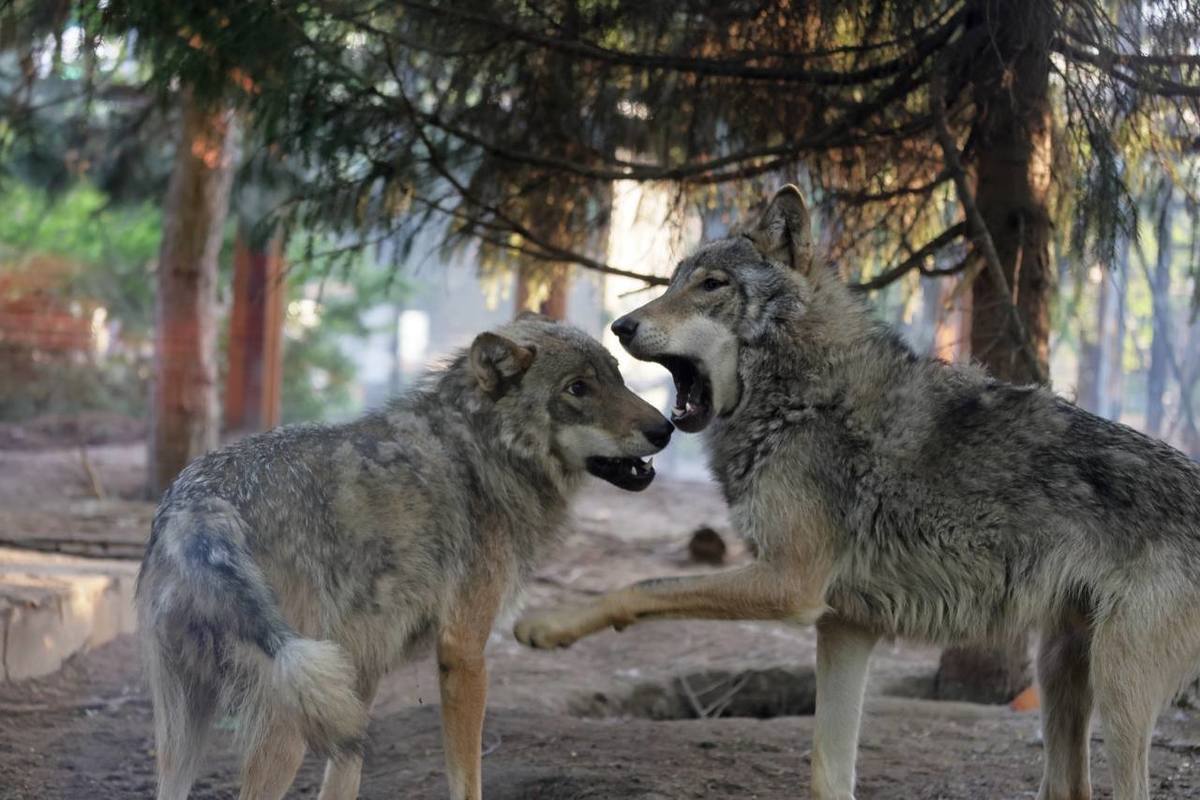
left=513, top=609, right=585, bottom=649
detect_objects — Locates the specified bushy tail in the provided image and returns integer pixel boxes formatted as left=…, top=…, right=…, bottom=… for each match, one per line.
left=270, top=637, right=367, bottom=755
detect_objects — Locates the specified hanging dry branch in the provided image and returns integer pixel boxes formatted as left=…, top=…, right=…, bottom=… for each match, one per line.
left=929, top=75, right=1046, bottom=384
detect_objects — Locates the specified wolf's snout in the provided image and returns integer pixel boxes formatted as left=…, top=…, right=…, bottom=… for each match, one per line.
left=611, top=314, right=639, bottom=343
left=642, top=418, right=674, bottom=449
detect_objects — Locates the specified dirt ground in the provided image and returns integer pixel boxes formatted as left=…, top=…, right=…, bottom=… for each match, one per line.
left=2, top=442, right=1200, bottom=799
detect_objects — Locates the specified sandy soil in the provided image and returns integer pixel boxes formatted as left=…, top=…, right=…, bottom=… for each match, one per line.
left=1, top=445, right=1199, bottom=799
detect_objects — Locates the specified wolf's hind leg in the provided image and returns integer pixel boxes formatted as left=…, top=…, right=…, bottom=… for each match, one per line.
left=148, top=658, right=218, bottom=800
left=1037, top=612, right=1094, bottom=800
left=318, top=672, right=381, bottom=800
left=317, top=754, right=366, bottom=800
left=811, top=617, right=877, bottom=800
left=1091, top=621, right=1166, bottom=800
left=238, top=715, right=307, bottom=800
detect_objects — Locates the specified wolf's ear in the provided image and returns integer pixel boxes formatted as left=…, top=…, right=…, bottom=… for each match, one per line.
left=515, top=310, right=555, bottom=323
left=470, top=332, right=536, bottom=395
left=749, top=185, right=814, bottom=273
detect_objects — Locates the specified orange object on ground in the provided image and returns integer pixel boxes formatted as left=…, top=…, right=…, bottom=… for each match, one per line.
left=1010, top=684, right=1040, bottom=711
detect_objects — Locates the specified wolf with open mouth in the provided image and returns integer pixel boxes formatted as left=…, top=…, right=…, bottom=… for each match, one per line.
left=517, top=185, right=1200, bottom=800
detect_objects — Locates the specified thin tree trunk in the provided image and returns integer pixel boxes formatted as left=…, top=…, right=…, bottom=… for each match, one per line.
left=389, top=301, right=404, bottom=396
left=224, top=225, right=285, bottom=434
left=940, top=0, right=1056, bottom=703
left=1076, top=269, right=1102, bottom=413
left=933, top=274, right=969, bottom=363
left=1091, top=244, right=1128, bottom=420
left=515, top=264, right=570, bottom=320
left=1147, top=195, right=1173, bottom=437
left=147, top=94, right=237, bottom=497
left=1099, top=272, right=1113, bottom=417
left=1183, top=322, right=1200, bottom=458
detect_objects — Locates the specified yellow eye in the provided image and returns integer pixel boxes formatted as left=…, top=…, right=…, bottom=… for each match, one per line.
left=566, top=380, right=589, bottom=397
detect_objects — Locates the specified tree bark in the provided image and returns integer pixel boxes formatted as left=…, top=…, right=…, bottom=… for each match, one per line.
left=939, top=0, right=1056, bottom=703
left=147, top=93, right=237, bottom=497
left=1147, top=195, right=1173, bottom=437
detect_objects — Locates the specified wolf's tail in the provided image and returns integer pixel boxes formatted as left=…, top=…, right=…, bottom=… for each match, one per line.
left=268, top=637, right=366, bottom=753
left=138, top=505, right=366, bottom=798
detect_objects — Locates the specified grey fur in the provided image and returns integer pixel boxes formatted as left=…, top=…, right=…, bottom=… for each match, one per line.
left=522, top=186, right=1200, bottom=800
left=137, top=316, right=669, bottom=800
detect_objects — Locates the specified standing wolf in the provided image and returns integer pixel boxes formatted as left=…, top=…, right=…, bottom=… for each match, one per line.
left=137, top=315, right=672, bottom=800
left=516, top=186, right=1200, bottom=800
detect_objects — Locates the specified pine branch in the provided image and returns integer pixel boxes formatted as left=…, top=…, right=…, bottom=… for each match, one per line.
left=399, top=87, right=668, bottom=286
left=396, top=1, right=965, bottom=86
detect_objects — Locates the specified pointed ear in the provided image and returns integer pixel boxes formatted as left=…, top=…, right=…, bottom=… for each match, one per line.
left=748, top=184, right=814, bottom=273
left=470, top=332, right=536, bottom=395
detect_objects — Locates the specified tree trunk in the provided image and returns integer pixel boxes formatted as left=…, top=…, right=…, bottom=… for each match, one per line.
left=966, top=2, right=1054, bottom=383
left=147, top=94, right=237, bottom=497
left=516, top=264, right=570, bottom=320
left=1147, top=195, right=1173, bottom=438
left=933, top=274, right=970, bottom=364
left=940, top=0, right=1056, bottom=703
left=224, top=224, right=286, bottom=434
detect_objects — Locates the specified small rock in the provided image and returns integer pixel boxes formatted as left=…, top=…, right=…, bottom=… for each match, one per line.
left=688, top=526, right=727, bottom=565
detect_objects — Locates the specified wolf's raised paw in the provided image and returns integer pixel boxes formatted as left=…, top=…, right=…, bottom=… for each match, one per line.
left=513, top=609, right=583, bottom=649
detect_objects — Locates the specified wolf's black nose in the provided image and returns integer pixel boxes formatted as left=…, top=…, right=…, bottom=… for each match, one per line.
left=643, top=419, right=674, bottom=449
left=611, top=315, right=639, bottom=342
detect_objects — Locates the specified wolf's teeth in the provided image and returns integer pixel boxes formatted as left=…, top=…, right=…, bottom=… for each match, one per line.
left=646, top=457, right=654, bottom=469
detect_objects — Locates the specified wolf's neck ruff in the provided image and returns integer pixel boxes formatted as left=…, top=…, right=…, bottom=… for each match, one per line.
left=709, top=272, right=914, bottom=504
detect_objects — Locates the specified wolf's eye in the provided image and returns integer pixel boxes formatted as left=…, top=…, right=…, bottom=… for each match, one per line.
left=702, top=277, right=728, bottom=292
left=566, top=380, right=589, bottom=397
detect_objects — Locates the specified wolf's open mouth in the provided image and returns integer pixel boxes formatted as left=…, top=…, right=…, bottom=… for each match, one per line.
left=654, top=355, right=714, bottom=433
left=586, top=456, right=656, bottom=492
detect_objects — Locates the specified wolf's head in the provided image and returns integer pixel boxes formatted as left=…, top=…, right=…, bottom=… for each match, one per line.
left=611, top=185, right=842, bottom=433
left=467, top=314, right=672, bottom=491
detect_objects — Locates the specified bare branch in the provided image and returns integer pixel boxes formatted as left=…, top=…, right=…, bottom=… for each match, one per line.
left=850, top=221, right=966, bottom=291
left=1062, top=28, right=1200, bottom=69
left=1055, top=39, right=1200, bottom=98
left=930, top=77, right=1046, bottom=384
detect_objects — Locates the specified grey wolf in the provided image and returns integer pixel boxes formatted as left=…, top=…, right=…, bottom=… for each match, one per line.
left=515, top=186, right=1200, bottom=800
left=137, top=314, right=672, bottom=800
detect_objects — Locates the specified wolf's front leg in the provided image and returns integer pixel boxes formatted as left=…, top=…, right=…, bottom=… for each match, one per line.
left=812, top=617, right=877, bottom=800
left=438, top=639, right=487, bottom=800
left=514, top=563, right=828, bottom=649
left=438, top=579, right=504, bottom=800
